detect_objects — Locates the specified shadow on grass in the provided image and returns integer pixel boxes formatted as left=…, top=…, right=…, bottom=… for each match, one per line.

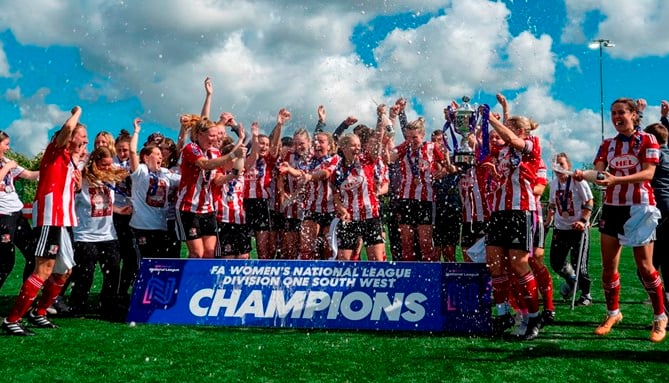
left=454, top=342, right=668, bottom=364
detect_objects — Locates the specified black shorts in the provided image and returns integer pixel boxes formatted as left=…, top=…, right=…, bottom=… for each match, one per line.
left=177, top=211, right=218, bottom=241
left=303, top=211, right=335, bottom=229
left=461, top=221, right=488, bottom=248
left=336, top=218, right=385, bottom=250
left=34, top=225, right=74, bottom=265
left=244, top=199, right=271, bottom=232
left=486, top=210, right=533, bottom=252
left=132, top=229, right=173, bottom=259
left=269, top=210, right=284, bottom=232
left=397, top=199, right=434, bottom=226
left=433, top=205, right=462, bottom=247
left=0, top=210, right=22, bottom=244
left=598, top=205, right=631, bottom=238
left=217, top=222, right=252, bottom=257
left=282, top=217, right=302, bottom=233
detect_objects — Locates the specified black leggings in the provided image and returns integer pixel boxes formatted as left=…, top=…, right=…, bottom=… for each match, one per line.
left=69, top=240, right=121, bottom=312
left=0, top=212, right=36, bottom=291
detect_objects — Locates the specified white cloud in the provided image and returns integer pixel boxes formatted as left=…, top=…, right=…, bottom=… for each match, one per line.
left=0, top=41, right=9, bottom=77
left=4, top=86, right=20, bottom=102
left=562, top=0, right=669, bottom=58
left=4, top=88, right=70, bottom=155
left=499, top=87, right=602, bottom=164
left=562, top=54, right=581, bottom=72
left=0, top=0, right=612, bottom=162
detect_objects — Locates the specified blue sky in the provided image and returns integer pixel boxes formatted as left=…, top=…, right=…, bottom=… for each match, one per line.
left=0, top=0, right=668, bottom=166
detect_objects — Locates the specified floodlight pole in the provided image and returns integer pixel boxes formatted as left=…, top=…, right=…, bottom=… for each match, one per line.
left=588, top=39, right=614, bottom=226
left=590, top=39, right=614, bottom=143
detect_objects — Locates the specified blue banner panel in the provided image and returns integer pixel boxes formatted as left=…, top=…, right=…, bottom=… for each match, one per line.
left=127, top=259, right=491, bottom=334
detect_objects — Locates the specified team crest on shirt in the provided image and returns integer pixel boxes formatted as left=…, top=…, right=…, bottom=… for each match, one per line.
left=609, top=154, right=639, bottom=170
left=48, top=245, right=59, bottom=255
left=341, top=175, right=364, bottom=191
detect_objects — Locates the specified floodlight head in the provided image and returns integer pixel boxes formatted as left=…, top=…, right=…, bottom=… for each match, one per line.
left=589, top=39, right=615, bottom=49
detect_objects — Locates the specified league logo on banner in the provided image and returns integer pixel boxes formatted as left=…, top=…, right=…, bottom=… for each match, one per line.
left=127, top=259, right=491, bottom=334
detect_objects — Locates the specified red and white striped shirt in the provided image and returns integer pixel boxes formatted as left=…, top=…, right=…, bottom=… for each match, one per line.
left=534, top=159, right=548, bottom=224
left=304, top=155, right=339, bottom=214
left=177, top=143, right=221, bottom=214
left=33, top=142, right=77, bottom=227
left=459, top=164, right=492, bottom=223
left=280, top=150, right=312, bottom=219
left=214, top=174, right=245, bottom=224
left=333, top=156, right=388, bottom=221
left=492, top=135, right=541, bottom=212
left=595, top=131, right=659, bottom=206
left=244, top=154, right=275, bottom=200
left=395, top=141, right=444, bottom=202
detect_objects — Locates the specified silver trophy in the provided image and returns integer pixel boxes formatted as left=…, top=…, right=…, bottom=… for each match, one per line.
left=452, top=96, right=477, bottom=168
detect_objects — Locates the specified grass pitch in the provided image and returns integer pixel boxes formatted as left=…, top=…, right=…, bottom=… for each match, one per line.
left=1, top=230, right=668, bottom=383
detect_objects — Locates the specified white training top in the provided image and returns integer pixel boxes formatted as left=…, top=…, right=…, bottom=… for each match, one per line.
left=73, top=178, right=117, bottom=242
left=129, top=164, right=181, bottom=231
left=0, top=164, right=26, bottom=215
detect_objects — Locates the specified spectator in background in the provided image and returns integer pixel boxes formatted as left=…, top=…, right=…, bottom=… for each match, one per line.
left=547, top=152, right=594, bottom=307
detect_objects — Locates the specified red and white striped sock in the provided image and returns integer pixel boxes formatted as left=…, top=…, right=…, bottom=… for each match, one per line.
left=6, top=274, right=44, bottom=323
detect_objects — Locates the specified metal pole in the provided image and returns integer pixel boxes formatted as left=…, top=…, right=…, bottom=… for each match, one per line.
left=599, top=43, right=604, bottom=143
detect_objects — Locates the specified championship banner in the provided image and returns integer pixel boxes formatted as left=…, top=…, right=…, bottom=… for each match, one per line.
left=127, top=259, right=491, bottom=334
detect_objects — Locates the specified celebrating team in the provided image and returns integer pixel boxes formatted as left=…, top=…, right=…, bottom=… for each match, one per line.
left=0, top=78, right=667, bottom=343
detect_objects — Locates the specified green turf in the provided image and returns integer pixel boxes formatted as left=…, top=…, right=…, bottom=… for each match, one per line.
left=1, top=230, right=668, bottom=383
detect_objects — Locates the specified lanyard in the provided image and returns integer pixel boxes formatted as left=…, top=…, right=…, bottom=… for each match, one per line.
left=558, top=177, right=572, bottom=213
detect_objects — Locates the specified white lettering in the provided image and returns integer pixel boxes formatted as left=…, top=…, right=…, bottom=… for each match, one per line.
left=265, top=290, right=307, bottom=318
left=302, top=291, right=331, bottom=319
left=340, top=292, right=373, bottom=320
left=189, top=288, right=427, bottom=323
left=234, top=290, right=265, bottom=317
left=402, top=293, right=427, bottom=322
left=190, top=288, right=214, bottom=317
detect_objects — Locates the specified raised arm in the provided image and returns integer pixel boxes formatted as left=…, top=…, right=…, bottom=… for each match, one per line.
left=201, top=77, right=213, bottom=119
left=396, top=98, right=408, bottom=138
left=496, top=93, right=510, bottom=123
left=333, top=116, right=357, bottom=144
left=246, top=122, right=261, bottom=170
left=487, top=113, right=526, bottom=151
left=314, top=105, right=326, bottom=134
left=129, top=118, right=142, bottom=172
left=56, top=106, right=82, bottom=148
left=269, top=108, right=291, bottom=158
